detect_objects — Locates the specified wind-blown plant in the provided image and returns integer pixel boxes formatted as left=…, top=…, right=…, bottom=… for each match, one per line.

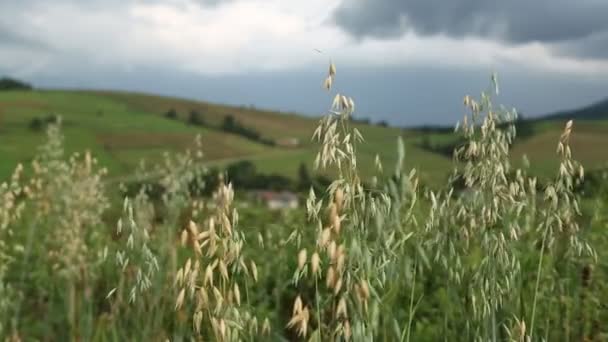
left=527, top=119, right=596, bottom=341
left=174, top=179, right=265, bottom=340
left=4, top=120, right=111, bottom=340
left=418, top=78, right=597, bottom=341
left=0, top=163, right=27, bottom=338
left=426, top=81, right=530, bottom=340
left=288, top=61, right=416, bottom=341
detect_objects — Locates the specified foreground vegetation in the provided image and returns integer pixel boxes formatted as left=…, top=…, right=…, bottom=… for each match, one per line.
left=0, top=65, right=607, bottom=341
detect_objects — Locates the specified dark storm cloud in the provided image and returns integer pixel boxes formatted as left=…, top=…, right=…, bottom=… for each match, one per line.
left=332, top=0, right=608, bottom=59
left=556, top=31, right=608, bottom=59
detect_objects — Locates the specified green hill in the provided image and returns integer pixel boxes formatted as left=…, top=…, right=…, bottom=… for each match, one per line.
left=509, top=97, right=608, bottom=174
left=539, top=97, right=608, bottom=121
left=399, top=101, right=608, bottom=182
left=2, top=89, right=607, bottom=188
left=0, top=89, right=452, bottom=186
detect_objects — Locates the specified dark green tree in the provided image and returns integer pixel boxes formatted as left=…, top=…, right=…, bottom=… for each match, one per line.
left=226, top=160, right=257, bottom=188
left=29, top=117, right=44, bottom=131
left=222, top=115, right=236, bottom=131
left=297, top=162, right=312, bottom=191
left=165, top=108, right=178, bottom=120
left=0, top=77, right=32, bottom=91
left=188, top=110, right=205, bottom=126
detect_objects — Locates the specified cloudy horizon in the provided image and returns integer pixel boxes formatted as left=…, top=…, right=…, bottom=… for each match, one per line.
left=2, top=0, right=608, bottom=126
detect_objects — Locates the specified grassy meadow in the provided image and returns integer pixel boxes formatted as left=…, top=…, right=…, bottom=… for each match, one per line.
left=0, top=68, right=608, bottom=341
left=3, top=88, right=607, bottom=188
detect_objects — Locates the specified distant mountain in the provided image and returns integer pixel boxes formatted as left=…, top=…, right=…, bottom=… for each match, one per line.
left=539, top=97, right=608, bottom=121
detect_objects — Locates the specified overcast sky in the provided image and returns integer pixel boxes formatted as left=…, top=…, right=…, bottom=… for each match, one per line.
left=1, top=0, right=608, bottom=126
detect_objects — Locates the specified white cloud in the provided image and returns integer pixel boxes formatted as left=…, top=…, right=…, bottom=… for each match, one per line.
left=2, top=0, right=608, bottom=78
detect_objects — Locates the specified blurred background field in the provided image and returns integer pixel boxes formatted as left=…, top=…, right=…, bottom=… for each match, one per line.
left=2, top=88, right=607, bottom=189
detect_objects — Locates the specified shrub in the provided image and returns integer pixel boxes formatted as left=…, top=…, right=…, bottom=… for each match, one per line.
left=164, top=108, right=178, bottom=120
left=28, top=117, right=44, bottom=131
left=221, top=115, right=274, bottom=145
left=377, top=120, right=389, bottom=127
left=187, top=110, right=205, bottom=126
left=225, top=160, right=294, bottom=191
left=226, top=160, right=257, bottom=187
left=28, top=114, right=59, bottom=132
left=297, top=162, right=312, bottom=191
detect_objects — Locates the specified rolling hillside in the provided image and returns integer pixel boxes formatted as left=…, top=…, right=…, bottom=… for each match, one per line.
left=409, top=102, right=608, bottom=180
left=539, top=97, right=608, bottom=121
left=1, top=89, right=607, bottom=188
left=507, top=97, right=608, bottom=173
left=0, top=89, right=452, bottom=187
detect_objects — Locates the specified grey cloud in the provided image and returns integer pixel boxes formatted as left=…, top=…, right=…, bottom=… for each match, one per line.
left=553, top=31, right=608, bottom=59
left=0, top=27, right=28, bottom=46
left=194, top=0, right=236, bottom=6
left=0, top=25, right=50, bottom=51
left=332, top=0, right=608, bottom=58
left=1, top=0, right=606, bottom=125
left=0, top=0, right=233, bottom=9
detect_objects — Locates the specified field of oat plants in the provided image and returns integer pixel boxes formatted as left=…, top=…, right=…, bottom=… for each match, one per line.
left=1, top=63, right=607, bottom=341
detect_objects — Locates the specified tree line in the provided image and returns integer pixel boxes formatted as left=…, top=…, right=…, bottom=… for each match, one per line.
left=165, top=108, right=275, bottom=145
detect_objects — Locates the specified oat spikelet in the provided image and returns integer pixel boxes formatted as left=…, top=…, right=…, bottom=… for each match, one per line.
left=311, top=252, right=320, bottom=275
left=262, top=317, right=271, bottom=335
left=175, top=268, right=184, bottom=287
left=203, top=265, right=214, bottom=287
left=326, top=266, right=336, bottom=288
left=251, top=261, right=258, bottom=282
left=297, top=248, right=307, bottom=271
left=519, top=320, right=526, bottom=342
left=184, top=258, right=192, bottom=279
left=188, top=220, right=199, bottom=237
left=180, top=229, right=188, bottom=246
left=336, top=297, right=348, bottom=318
left=329, top=61, right=336, bottom=77
left=287, top=305, right=310, bottom=337
left=219, top=260, right=229, bottom=281
left=344, top=320, right=352, bottom=340
left=332, top=214, right=341, bottom=235
left=292, top=296, right=303, bottom=316
left=336, top=251, right=345, bottom=272
left=219, top=319, right=226, bottom=340
left=334, top=277, right=343, bottom=295
left=175, top=288, right=186, bottom=310
left=328, top=241, right=337, bottom=261
left=359, top=279, right=370, bottom=300
left=323, top=76, right=333, bottom=91
left=560, top=119, right=574, bottom=144
left=319, top=228, right=331, bottom=248
left=234, top=282, right=241, bottom=306
left=334, top=188, right=344, bottom=212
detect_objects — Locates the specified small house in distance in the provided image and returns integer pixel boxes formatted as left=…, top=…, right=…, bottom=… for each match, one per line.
left=275, top=137, right=300, bottom=148
left=252, top=191, right=298, bottom=210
